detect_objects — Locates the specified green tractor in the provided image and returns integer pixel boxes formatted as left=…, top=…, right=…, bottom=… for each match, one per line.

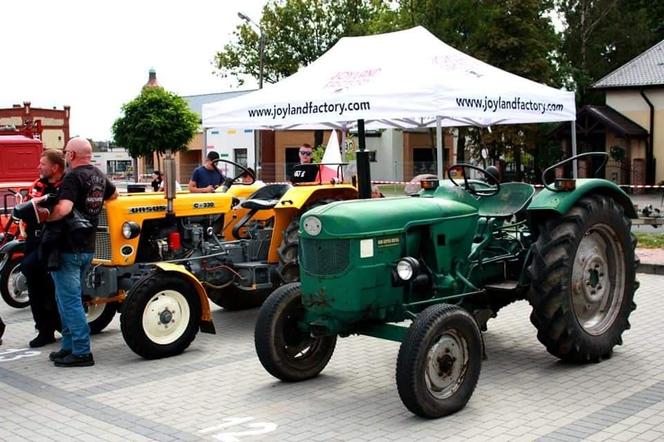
left=254, top=152, right=638, bottom=418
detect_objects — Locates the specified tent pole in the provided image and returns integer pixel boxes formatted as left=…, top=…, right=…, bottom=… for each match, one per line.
left=356, top=119, right=372, bottom=199
left=340, top=124, right=347, bottom=161
left=571, top=121, right=578, bottom=179
left=436, top=116, right=443, bottom=179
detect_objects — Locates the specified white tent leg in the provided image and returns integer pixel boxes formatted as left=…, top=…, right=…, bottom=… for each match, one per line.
left=571, top=121, right=578, bottom=179
left=436, top=116, right=443, bottom=179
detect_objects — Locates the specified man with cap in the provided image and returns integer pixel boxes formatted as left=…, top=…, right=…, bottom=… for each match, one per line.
left=188, top=151, right=225, bottom=193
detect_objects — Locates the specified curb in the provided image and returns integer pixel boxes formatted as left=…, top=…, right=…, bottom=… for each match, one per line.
left=637, top=263, right=664, bottom=275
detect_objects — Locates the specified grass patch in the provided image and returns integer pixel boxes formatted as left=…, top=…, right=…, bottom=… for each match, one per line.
left=634, top=232, right=664, bottom=249
left=376, top=184, right=406, bottom=197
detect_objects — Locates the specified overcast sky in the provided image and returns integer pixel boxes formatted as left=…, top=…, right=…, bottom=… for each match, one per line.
left=1, top=0, right=266, bottom=141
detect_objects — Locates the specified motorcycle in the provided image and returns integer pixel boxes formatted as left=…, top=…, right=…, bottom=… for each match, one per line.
left=0, top=188, right=29, bottom=308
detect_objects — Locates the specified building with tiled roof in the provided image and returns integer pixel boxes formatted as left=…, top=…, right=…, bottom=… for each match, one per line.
left=592, top=40, right=664, bottom=185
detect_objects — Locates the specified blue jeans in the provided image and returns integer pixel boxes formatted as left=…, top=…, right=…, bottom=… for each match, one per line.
left=51, top=252, right=94, bottom=356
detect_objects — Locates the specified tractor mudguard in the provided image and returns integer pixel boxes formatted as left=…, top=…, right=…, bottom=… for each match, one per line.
left=152, top=262, right=216, bottom=334
left=275, top=184, right=358, bottom=210
left=527, top=179, right=637, bottom=219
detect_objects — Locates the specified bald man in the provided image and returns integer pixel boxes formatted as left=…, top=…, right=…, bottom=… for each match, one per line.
left=45, top=137, right=118, bottom=367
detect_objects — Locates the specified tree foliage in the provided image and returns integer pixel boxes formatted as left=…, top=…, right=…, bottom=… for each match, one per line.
left=112, top=87, right=199, bottom=158
left=214, top=0, right=390, bottom=85
left=557, top=0, right=664, bottom=103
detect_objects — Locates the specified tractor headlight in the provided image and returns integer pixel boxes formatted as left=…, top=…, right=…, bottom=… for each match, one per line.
left=121, top=221, right=141, bottom=239
left=396, top=257, right=419, bottom=281
left=303, top=216, right=322, bottom=236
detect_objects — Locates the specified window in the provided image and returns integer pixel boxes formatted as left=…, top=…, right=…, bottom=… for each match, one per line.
left=413, top=147, right=437, bottom=175
left=234, top=148, right=248, bottom=176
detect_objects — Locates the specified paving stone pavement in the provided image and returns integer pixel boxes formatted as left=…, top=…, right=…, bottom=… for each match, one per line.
left=1, top=274, right=664, bottom=442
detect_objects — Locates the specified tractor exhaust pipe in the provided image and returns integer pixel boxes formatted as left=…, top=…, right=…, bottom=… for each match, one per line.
left=163, top=150, right=177, bottom=215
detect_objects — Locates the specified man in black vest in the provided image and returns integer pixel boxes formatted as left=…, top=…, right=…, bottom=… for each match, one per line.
left=43, top=138, right=117, bottom=367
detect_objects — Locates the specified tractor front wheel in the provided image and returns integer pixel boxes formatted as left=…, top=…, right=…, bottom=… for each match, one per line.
left=255, top=282, right=336, bottom=381
left=527, top=194, right=637, bottom=362
left=396, top=304, right=482, bottom=418
left=0, top=255, right=30, bottom=308
left=121, top=273, right=201, bottom=359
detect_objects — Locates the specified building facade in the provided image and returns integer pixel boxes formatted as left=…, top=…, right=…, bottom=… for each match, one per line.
left=592, top=40, right=664, bottom=185
left=0, top=101, right=70, bottom=149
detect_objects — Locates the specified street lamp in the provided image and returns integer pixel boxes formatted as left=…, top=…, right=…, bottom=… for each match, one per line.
left=237, top=12, right=264, bottom=89
left=238, top=11, right=264, bottom=179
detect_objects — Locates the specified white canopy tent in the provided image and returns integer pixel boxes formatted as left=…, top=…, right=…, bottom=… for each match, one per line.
left=202, top=26, right=577, bottom=189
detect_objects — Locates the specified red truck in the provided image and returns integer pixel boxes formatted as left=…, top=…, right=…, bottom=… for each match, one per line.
left=0, top=124, right=42, bottom=308
left=0, top=122, right=43, bottom=187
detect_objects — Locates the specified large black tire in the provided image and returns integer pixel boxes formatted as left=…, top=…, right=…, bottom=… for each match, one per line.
left=84, top=301, right=118, bottom=334
left=207, top=286, right=269, bottom=311
left=0, top=255, right=30, bottom=308
left=396, top=304, right=483, bottom=418
left=276, top=200, right=335, bottom=283
left=527, top=194, right=638, bottom=363
left=255, top=282, right=336, bottom=381
left=121, top=273, right=201, bottom=359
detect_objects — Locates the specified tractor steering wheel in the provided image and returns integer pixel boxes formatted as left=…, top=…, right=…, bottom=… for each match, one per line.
left=447, top=163, right=501, bottom=197
left=211, top=158, right=255, bottom=191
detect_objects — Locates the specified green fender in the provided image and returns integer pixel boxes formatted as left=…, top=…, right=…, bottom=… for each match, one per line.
left=527, top=179, right=637, bottom=219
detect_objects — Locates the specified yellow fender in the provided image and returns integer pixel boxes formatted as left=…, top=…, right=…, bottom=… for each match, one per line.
left=153, top=262, right=215, bottom=334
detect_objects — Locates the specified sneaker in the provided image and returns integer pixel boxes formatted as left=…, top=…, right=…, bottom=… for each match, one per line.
left=29, top=333, right=56, bottom=348
left=54, top=353, right=94, bottom=367
left=49, top=349, right=72, bottom=361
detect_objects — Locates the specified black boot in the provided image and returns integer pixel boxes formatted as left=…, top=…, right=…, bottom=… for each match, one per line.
left=29, top=332, right=56, bottom=348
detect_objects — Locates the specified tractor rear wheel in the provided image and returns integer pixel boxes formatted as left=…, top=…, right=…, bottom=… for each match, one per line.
left=396, top=304, right=482, bottom=418
left=1, top=255, right=30, bottom=308
left=255, top=282, right=336, bottom=381
left=121, top=273, right=201, bottom=359
left=527, top=194, right=638, bottom=362
left=276, top=200, right=334, bottom=283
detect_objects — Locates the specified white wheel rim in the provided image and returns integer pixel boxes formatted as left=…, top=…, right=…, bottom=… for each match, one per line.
left=8, top=264, right=29, bottom=303
left=142, top=290, right=191, bottom=345
left=85, top=302, right=106, bottom=323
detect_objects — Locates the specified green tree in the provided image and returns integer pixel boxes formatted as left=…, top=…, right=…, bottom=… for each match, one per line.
left=214, top=0, right=390, bottom=86
left=558, top=0, right=664, bottom=103
left=112, top=87, right=199, bottom=160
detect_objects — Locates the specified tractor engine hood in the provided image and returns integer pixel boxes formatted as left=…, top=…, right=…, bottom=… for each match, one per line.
left=302, top=197, right=478, bottom=238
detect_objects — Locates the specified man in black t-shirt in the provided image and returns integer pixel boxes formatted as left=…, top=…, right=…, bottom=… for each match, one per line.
left=42, top=137, right=117, bottom=367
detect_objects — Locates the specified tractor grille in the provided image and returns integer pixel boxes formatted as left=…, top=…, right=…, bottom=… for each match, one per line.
left=301, top=238, right=350, bottom=276
left=94, top=208, right=111, bottom=260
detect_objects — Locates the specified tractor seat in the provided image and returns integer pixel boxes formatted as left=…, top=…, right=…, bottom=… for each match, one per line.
left=476, top=182, right=535, bottom=218
left=240, top=183, right=292, bottom=211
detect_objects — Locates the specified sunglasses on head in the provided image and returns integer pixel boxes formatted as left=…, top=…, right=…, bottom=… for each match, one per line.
left=299, top=151, right=312, bottom=156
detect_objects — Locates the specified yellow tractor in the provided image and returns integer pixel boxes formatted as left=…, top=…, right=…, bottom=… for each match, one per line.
left=83, top=158, right=357, bottom=359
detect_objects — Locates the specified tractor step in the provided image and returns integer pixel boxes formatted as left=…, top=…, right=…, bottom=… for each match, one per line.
left=484, top=280, right=519, bottom=292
